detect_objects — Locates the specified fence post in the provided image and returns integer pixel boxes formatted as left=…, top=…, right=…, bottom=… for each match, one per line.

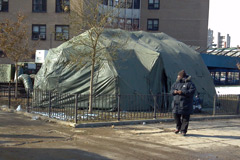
left=117, top=94, right=120, bottom=121
left=213, top=94, right=216, bottom=116
left=27, top=88, right=30, bottom=112
left=236, top=95, right=240, bottom=115
left=49, top=91, right=51, bottom=118
left=153, top=95, right=157, bottom=119
left=75, top=94, right=78, bottom=124
left=8, top=81, right=11, bottom=109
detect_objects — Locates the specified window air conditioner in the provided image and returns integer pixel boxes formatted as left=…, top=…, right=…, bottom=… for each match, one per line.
left=39, top=34, right=46, bottom=39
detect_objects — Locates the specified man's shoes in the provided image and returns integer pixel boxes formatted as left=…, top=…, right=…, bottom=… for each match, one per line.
left=174, top=130, right=180, bottom=134
left=181, top=132, right=186, bottom=136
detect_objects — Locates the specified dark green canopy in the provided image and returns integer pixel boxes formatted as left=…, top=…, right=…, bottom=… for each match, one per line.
left=34, top=29, right=215, bottom=110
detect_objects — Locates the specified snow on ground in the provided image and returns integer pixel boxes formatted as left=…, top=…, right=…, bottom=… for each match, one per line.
left=215, top=86, right=240, bottom=95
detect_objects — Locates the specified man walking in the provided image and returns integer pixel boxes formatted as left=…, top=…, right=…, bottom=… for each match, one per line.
left=170, top=70, right=196, bottom=136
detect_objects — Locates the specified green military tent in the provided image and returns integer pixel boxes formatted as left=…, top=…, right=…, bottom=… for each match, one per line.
left=34, top=29, right=216, bottom=110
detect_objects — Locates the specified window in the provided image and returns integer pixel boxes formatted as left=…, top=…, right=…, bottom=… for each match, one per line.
left=119, top=18, right=125, bottom=29
left=0, top=50, right=5, bottom=57
left=32, top=25, right=46, bottom=40
left=55, top=25, right=69, bottom=41
left=125, top=19, right=132, bottom=30
left=56, top=0, right=70, bottom=13
left=117, top=18, right=138, bottom=30
left=126, top=0, right=132, bottom=9
left=134, top=0, right=140, bottom=9
left=102, top=0, right=108, bottom=5
left=0, top=0, right=8, bottom=12
left=101, top=0, right=137, bottom=9
left=147, top=19, right=159, bottom=31
left=117, top=0, right=133, bottom=8
left=109, top=0, right=113, bottom=6
left=215, top=72, right=220, bottom=82
left=133, top=19, right=139, bottom=30
left=148, top=0, right=159, bottom=9
left=234, top=72, right=239, bottom=82
left=228, top=72, right=234, bottom=83
left=32, top=0, right=47, bottom=12
left=119, top=0, right=124, bottom=8
left=111, top=18, right=118, bottom=27
left=220, top=72, right=226, bottom=83
left=114, top=0, right=119, bottom=6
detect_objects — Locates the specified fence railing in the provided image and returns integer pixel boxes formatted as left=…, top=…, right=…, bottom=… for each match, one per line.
left=29, top=90, right=173, bottom=123
left=0, top=84, right=27, bottom=98
left=1, top=86, right=240, bottom=123
left=213, top=94, right=240, bottom=115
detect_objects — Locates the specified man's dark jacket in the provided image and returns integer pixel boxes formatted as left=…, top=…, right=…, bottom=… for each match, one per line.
left=170, top=76, right=196, bottom=115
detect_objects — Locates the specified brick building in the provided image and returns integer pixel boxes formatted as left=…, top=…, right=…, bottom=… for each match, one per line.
left=0, top=0, right=209, bottom=60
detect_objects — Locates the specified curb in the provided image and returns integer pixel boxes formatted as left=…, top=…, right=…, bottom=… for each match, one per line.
left=75, top=119, right=174, bottom=128
left=75, top=115, right=240, bottom=128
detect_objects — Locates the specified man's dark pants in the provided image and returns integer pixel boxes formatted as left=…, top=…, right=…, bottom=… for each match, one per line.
left=174, top=113, right=190, bottom=133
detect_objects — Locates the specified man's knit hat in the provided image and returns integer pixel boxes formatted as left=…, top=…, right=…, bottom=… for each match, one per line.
left=178, top=70, right=187, bottom=79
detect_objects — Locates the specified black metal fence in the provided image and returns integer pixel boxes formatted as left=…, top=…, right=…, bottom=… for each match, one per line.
left=29, top=90, right=173, bottom=123
left=213, top=94, right=240, bottom=115
left=0, top=83, right=27, bottom=98
left=1, top=85, right=240, bottom=123
left=0, top=84, right=29, bottom=110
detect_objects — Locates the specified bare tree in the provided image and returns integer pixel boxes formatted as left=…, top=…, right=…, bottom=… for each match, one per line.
left=68, top=0, right=128, bottom=113
left=0, top=13, right=37, bottom=98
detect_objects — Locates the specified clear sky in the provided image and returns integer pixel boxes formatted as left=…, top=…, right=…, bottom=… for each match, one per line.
left=208, top=0, right=240, bottom=47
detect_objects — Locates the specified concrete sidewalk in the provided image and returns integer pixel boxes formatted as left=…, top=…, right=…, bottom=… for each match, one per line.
left=0, top=109, right=240, bottom=160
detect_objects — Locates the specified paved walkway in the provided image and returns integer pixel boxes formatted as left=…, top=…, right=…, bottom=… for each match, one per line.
left=0, top=109, right=240, bottom=160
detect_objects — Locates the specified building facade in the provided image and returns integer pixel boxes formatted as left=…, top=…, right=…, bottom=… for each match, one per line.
left=140, top=0, right=209, bottom=49
left=0, top=0, right=71, bottom=51
left=0, top=0, right=209, bottom=58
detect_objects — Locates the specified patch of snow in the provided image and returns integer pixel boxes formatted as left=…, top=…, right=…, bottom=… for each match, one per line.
left=215, top=86, right=240, bottom=95
left=80, top=113, right=98, bottom=120
left=16, top=105, right=22, bottom=111
left=32, top=116, right=40, bottom=120
left=1, top=105, right=7, bottom=108
left=31, top=111, right=73, bottom=121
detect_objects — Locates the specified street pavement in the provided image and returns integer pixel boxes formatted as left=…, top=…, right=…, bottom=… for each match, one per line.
left=0, top=108, right=240, bottom=160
